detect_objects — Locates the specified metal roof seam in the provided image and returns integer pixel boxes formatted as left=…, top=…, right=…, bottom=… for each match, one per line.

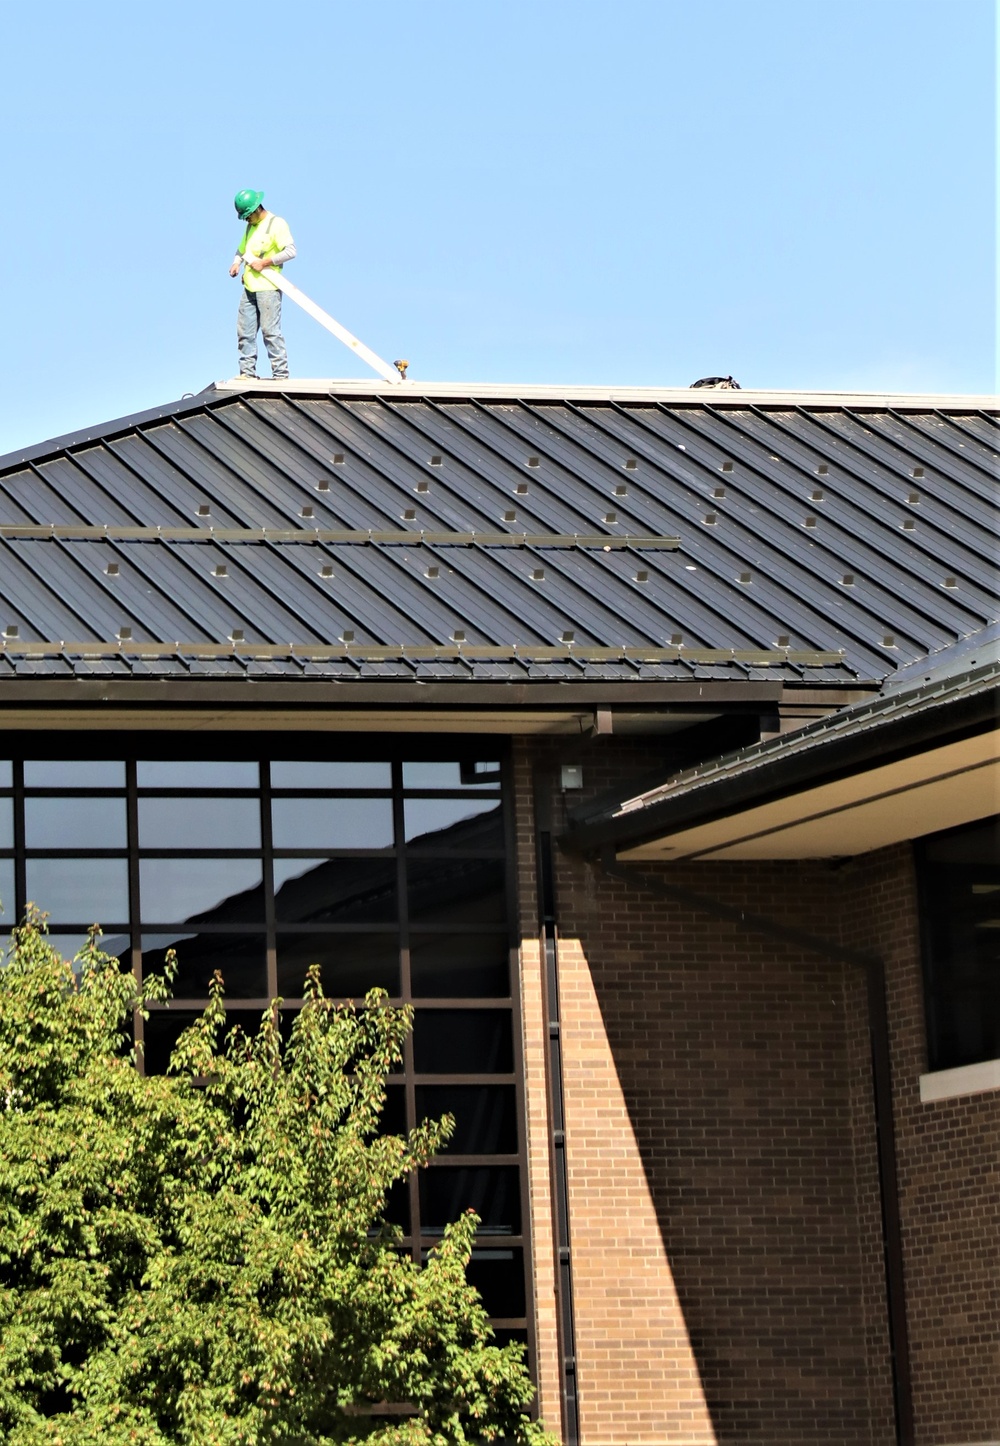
left=596, top=400, right=919, bottom=666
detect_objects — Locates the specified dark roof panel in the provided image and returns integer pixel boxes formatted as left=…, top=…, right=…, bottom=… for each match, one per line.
left=0, top=387, right=995, bottom=689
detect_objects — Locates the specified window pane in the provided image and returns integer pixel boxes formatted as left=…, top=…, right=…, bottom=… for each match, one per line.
left=25, top=858, right=129, bottom=925
left=0, top=762, right=11, bottom=787
left=419, top=1166, right=520, bottom=1236
left=273, top=858, right=397, bottom=925
left=142, top=1008, right=260, bottom=1075
left=139, top=858, right=264, bottom=925
left=407, top=858, right=506, bottom=926
left=404, top=798, right=502, bottom=849
left=137, top=761, right=259, bottom=789
left=276, top=932, right=400, bottom=998
left=0, top=858, right=13, bottom=922
left=465, top=1248, right=526, bottom=1318
left=416, top=1085, right=518, bottom=1154
left=24, top=760, right=125, bottom=788
left=49, top=931, right=130, bottom=972
left=410, top=933, right=509, bottom=998
left=413, top=1011, right=514, bottom=1074
left=379, top=1084, right=407, bottom=1138
left=142, top=932, right=267, bottom=999
left=0, top=798, right=11, bottom=850
left=271, top=797, right=393, bottom=850
left=919, top=817, right=1000, bottom=1071
left=271, top=761, right=391, bottom=789
left=25, top=795, right=127, bottom=849
left=138, top=796, right=262, bottom=850
left=403, top=762, right=500, bottom=789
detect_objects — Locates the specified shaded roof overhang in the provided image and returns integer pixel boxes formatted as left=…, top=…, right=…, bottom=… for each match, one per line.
left=563, top=643, right=1000, bottom=860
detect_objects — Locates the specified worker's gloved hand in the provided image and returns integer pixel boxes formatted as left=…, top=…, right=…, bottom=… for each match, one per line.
left=229, top=262, right=241, bottom=277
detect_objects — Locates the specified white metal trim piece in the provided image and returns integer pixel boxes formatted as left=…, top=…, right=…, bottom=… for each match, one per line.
left=210, top=377, right=1000, bottom=409
left=919, top=1058, right=1000, bottom=1103
left=248, top=270, right=402, bottom=385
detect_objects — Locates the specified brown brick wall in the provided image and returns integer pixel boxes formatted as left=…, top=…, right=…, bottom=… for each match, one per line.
left=514, top=740, right=997, bottom=1445
left=514, top=738, right=886, bottom=1446
left=840, top=845, right=1000, bottom=1445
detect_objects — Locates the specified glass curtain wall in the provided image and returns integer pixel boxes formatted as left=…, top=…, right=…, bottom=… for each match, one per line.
left=0, top=747, right=530, bottom=1351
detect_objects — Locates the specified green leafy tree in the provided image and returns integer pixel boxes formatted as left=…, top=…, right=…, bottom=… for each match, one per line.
left=0, top=914, right=553, bottom=1446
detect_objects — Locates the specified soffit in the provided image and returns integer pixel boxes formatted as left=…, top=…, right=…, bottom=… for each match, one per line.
left=619, top=731, right=1000, bottom=860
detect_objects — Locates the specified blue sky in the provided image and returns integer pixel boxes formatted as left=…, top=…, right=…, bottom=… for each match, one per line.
left=2, top=0, right=995, bottom=455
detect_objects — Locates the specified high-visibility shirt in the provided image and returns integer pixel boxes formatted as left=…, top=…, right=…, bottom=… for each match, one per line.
left=238, top=212, right=295, bottom=293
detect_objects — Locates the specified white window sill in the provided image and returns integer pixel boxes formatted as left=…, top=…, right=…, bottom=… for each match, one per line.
left=919, top=1057, right=1000, bottom=1103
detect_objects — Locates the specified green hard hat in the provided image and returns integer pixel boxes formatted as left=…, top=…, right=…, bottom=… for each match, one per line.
left=234, top=188, right=265, bottom=220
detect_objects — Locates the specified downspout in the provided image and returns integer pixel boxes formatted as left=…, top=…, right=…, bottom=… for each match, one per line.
left=534, top=771, right=581, bottom=1446
left=598, top=849, right=915, bottom=1446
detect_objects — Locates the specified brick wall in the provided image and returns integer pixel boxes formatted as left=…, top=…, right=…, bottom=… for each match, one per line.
left=840, top=845, right=1000, bottom=1445
left=513, top=738, right=887, bottom=1446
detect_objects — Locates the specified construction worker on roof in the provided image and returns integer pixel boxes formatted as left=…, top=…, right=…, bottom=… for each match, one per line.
left=229, top=190, right=296, bottom=380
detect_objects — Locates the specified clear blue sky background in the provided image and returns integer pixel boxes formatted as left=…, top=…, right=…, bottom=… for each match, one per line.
left=2, top=0, right=995, bottom=455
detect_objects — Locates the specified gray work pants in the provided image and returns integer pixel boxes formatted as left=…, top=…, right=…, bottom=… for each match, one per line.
left=237, top=287, right=289, bottom=379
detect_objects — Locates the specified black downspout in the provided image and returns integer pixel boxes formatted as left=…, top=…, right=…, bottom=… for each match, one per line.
left=535, top=774, right=581, bottom=1446
left=599, top=850, right=915, bottom=1446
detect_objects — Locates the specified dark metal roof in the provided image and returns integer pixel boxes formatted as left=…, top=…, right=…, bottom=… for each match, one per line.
left=0, top=385, right=995, bottom=689
left=564, top=631, right=1000, bottom=852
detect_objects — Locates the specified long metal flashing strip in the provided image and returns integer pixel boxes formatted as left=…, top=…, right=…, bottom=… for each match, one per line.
left=0, top=642, right=847, bottom=665
left=0, top=525, right=681, bottom=549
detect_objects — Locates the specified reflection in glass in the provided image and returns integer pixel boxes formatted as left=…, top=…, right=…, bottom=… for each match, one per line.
left=407, top=858, right=506, bottom=927
left=410, top=934, right=509, bottom=998
left=143, top=1009, right=260, bottom=1075
left=416, top=1085, right=518, bottom=1154
left=142, top=932, right=267, bottom=999
left=0, top=761, right=11, bottom=787
left=139, top=858, right=264, bottom=924
left=271, top=797, right=393, bottom=851
left=25, top=858, right=129, bottom=925
left=137, top=761, right=259, bottom=789
left=465, top=1249, right=526, bottom=1318
left=271, top=761, right=391, bottom=789
left=138, top=795, right=261, bottom=850
left=413, top=1011, right=514, bottom=1074
left=24, top=760, right=125, bottom=789
left=0, top=857, right=15, bottom=920
left=276, top=932, right=400, bottom=998
left=49, top=931, right=130, bottom=971
left=0, top=798, right=11, bottom=850
left=404, top=798, right=501, bottom=848
left=419, top=1166, right=520, bottom=1236
left=403, top=762, right=500, bottom=790
left=273, top=858, right=397, bottom=925
left=25, top=795, right=127, bottom=850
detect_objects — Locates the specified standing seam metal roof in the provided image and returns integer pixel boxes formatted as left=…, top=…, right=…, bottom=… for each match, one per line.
left=0, top=387, right=995, bottom=686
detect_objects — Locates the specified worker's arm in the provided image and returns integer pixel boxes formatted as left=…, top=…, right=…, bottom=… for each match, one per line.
left=229, top=254, right=242, bottom=277
left=247, top=240, right=297, bottom=273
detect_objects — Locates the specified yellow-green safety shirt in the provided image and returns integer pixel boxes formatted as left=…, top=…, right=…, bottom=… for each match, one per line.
left=238, top=212, right=295, bottom=293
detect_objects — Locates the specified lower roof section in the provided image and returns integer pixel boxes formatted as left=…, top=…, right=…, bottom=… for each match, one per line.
left=564, top=644, right=1000, bottom=860
left=619, top=729, right=998, bottom=860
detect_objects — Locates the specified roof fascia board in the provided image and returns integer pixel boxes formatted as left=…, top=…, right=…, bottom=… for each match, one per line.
left=564, top=678, right=999, bottom=853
